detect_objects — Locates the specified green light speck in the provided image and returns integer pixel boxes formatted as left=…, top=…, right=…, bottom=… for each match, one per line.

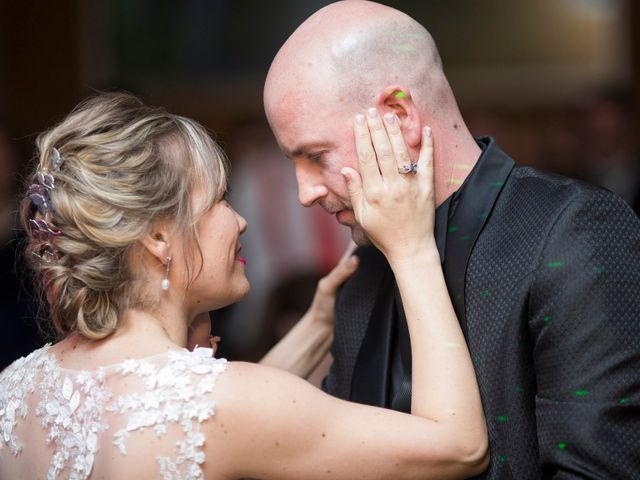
left=557, top=442, right=567, bottom=450
left=547, top=261, right=563, bottom=268
left=448, top=226, right=458, bottom=233
left=499, top=455, right=507, bottom=463
left=593, top=266, right=605, bottom=273
left=497, top=415, right=507, bottom=423
left=460, top=234, right=471, bottom=241
left=575, top=390, right=589, bottom=397
left=619, top=398, right=629, bottom=404
left=479, top=290, right=490, bottom=299
left=395, top=91, right=408, bottom=99
left=543, top=315, right=552, bottom=323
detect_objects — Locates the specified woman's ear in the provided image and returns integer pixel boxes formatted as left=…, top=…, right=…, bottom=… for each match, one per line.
left=375, top=85, right=422, bottom=148
left=139, top=220, right=172, bottom=264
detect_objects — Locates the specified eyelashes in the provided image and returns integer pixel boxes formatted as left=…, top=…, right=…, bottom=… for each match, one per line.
left=308, top=152, right=326, bottom=164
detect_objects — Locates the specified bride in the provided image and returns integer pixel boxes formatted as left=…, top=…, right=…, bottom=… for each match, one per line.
left=0, top=92, right=487, bottom=479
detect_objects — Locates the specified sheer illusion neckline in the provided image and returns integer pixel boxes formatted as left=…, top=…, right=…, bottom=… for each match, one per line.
left=1, top=343, right=226, bottom=480
left=41, top=343, right=213, bottom=373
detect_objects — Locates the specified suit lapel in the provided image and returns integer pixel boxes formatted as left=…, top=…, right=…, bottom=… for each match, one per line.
left=332, top=246, right=391, bottom=405
left=444, top=138, right=515, bottom=337
left=348, top=265, right=395, bottom=406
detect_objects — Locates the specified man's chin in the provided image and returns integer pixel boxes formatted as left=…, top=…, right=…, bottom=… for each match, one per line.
left=350, top=225, right=372, bottom=247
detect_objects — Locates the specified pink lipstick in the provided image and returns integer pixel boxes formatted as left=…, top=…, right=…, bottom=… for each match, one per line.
left=236, top=245, right=246, bottom=264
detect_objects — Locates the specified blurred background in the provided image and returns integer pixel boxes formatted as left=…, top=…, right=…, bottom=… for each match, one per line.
left=1, top=0, right=639, bottom=368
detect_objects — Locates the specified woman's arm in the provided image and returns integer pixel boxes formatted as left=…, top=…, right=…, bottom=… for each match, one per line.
left=259, top=243, right=357, bottom=378
left=187, top=245, right=355, bottom=371
left=205, top=114, right=487, bottom=479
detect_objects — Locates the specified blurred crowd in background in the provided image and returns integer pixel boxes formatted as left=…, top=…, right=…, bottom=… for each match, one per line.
left=1, top=0, right=639, bottom=369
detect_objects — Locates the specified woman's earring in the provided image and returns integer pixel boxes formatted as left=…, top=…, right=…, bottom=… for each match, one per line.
left=161, top=256, right=172, bottom=291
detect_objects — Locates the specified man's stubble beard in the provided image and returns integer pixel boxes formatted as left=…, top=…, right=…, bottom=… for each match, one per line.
left=350, top=224, right=372, bottom=247
left=319, top=198, right=373, bottom=247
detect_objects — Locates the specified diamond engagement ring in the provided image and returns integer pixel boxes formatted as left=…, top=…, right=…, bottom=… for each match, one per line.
left=398, top=163, right=418, bottom=174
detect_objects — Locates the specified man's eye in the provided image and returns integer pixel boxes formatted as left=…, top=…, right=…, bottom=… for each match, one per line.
left=308, top=152, right=325, bottom=164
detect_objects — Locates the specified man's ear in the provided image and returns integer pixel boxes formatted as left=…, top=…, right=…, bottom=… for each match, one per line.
left=139, top=220, right=173, bottom=265
left=375, top=85, right=422, bottom=148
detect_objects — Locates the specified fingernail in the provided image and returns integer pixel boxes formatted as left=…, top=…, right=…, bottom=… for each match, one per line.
left=383, top=113, right=395, bottom=125
left=340, top=167, right=351, bottom=180
left=423, top=126, right=432, bottom=137
left=355, top=114, right=365, bottom=125
left=367, top=108, right=378, bottom=118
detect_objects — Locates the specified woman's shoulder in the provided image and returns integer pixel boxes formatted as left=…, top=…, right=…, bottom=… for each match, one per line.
left=116, top=346, right=228, bottom=377
left=0, top=344, right=52, bottom=384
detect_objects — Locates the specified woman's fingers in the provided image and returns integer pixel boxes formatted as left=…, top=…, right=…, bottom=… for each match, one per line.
left=338, top=240, right=358, bottom=263
left=311, top=249, right=359, bottom=325
left=353, top=114, right=382, bottom=191
left=417, top=126, right=434, bottom=186
left=365, top=108, right=398, bottom=180
left=382, top=113, right=414, bottom=177
left=317, top=251, right=359, bottom=296
left=341, top=167, right=363, bottom=220
left=354, top=108, right=415, bottom=187
left=209, top=335, right=221, bottom=356
left=187, top=312, right=212, bottom=351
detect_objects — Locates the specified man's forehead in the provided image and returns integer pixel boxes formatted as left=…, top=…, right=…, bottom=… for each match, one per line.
left=270, top=100, right=351, bottom=154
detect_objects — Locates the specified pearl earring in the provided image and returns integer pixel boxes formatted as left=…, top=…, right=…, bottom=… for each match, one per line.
left=161, top=256, right=172, bottom=291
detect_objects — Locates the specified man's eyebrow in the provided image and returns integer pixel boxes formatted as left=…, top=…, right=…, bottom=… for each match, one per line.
left=289, top=142, right=333, bottom=158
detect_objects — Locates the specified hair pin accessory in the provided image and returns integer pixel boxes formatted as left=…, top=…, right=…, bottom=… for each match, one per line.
left=29, top=218, right=61, bottom=238
left=31, top=246, right=57, bottom=263
left=51, top=148, right=62, bottom=171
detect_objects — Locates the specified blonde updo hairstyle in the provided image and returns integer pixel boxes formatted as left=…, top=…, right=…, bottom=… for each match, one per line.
left=21, top=92, right=228, bottom=340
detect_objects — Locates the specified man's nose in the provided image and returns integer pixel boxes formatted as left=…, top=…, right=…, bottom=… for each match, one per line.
left=295, top=166, right=328, bottom=207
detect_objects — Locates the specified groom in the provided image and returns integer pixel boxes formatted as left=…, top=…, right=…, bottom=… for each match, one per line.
left=264, top=1, right=640, bottom=478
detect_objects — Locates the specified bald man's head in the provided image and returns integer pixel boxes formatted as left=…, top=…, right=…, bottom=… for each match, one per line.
left=265, top=1, right=449, bottom=121
left=264, top=1, right=473, bottom=245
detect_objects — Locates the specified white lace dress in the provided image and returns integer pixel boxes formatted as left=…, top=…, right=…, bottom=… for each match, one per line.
left=0, top=344, right=227, bottom=480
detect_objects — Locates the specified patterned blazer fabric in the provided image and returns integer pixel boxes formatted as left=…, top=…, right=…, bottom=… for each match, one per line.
left=324, top=139, right=640, bottom=479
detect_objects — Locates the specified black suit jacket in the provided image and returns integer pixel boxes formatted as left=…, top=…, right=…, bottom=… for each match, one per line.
left=323, top=138, right=640, bottom=479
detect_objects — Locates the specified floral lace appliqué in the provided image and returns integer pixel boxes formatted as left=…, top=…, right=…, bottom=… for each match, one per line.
left=38, top=361, right=110, bottom=479
left=0, top=346, right=51, bottom=456
left=0, top=345, right=227, bottom=480
left=108, top=348, right=226, bottom=480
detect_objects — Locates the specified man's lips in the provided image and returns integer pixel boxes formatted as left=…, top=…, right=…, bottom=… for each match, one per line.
left=335, top=210, right=353, bottom=225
